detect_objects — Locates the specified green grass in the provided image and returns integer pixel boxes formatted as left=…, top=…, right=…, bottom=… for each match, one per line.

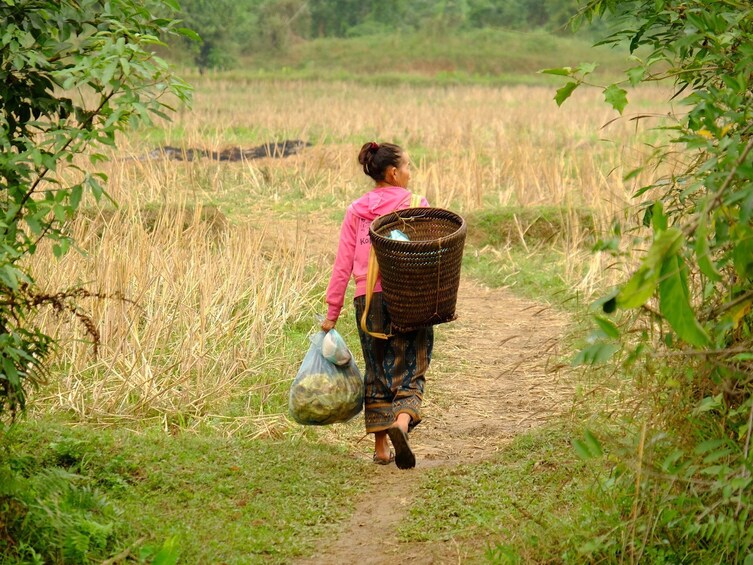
left=185, top=28, right=631, bottom=86
left=1, top=418, right=367, bottom=564
left=401, top=422, right=614, bottom=563
left=461, top=206, right=595, bottom=310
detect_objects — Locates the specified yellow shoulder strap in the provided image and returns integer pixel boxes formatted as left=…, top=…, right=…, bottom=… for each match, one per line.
left=360, top=247, right=390, bottom=340
left=360, top=192, right=423, bottom=340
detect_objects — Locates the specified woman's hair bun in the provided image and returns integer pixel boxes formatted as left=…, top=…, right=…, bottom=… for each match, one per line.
left=358, top=141, right=402, bottom=182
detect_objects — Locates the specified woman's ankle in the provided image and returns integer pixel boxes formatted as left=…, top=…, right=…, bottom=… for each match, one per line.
left=374, top=431, right=389, bottom=456
left=394, top=412, right=411, bottom=433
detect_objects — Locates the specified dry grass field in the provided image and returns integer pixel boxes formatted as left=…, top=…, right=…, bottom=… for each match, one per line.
left=27, top=79, right=673, bottom=433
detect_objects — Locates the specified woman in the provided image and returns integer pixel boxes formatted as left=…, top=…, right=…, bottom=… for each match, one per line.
left=321, top=141, right=433, bottom=470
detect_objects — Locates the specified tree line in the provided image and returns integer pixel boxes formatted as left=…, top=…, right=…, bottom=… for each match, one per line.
left=175, top=0, right=582, bottom=69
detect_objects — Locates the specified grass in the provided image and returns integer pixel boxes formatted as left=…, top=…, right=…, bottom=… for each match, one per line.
left=216, top=28, right=633, bottom=86
left=4, top=66, right=677, bottom=562
left=461, top=206, right=602, bottom=311
left=2, top=418, right=368, bottom=564
left=400, top=423, right=593, bottom=562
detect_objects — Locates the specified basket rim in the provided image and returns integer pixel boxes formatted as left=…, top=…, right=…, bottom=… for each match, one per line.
left=369, top=207, right=466, bottom=244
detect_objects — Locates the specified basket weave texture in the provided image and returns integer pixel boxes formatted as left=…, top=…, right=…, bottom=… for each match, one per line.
left=369, top=207, right=466, bottom=333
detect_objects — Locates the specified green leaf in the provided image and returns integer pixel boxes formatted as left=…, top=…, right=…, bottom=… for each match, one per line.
left=2, top=358, right=19, bottom=386
left=651, top=201, right=667, bottom=232
left=594, top=316, right=620, bottom=339
left=150, top=536, right=180, bottom=565
left=577, top=62, right=597, bottom=75
left=573, top=430, right=603, bottom=460
left=604, top=84, right=628, bottom=114
left=25, top=216, right=42, bottom=235
left=572, top=439, right=591, bottom=460
left=732, top=231, right=753, bottom=279
left=617, top=228, right=683, bottom=309
left=659, top=254, right=711, bottom=347
left=554, top=82, right=579, bottom=107
left=694, top=394, right=723, bottom=415
left=70, top=184, right=83, bottom=209
left=694, top=438, right=725, bottom=455
left=52, top=238, right=70, bottom=258
left=695, top=215, right=722, bottom=282
left=626, top=66, right=645, bottom=86
left=572, top=342, right=619, bottom=365
left=0, top=266, right=19, bottom=289
left=177, top=27, right=202, bottom=42
left=583, top=429, right=603, bottom=457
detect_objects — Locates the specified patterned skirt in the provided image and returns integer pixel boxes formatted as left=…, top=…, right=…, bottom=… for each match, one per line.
left=354, top=292, right=434, bottom=434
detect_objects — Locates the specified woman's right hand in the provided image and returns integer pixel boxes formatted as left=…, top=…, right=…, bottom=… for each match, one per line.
left=321, top=318, right=336, bottom=332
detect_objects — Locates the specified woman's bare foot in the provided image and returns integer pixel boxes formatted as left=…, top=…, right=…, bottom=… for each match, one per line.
left=387, top=426, right=415, bottom=469
left=387, top=413, right=415, bottom=469
left=374, top=430, right=391, bottom=462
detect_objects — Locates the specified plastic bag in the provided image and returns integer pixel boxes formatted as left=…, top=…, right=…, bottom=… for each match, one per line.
left=321, top=328, right=352, bottom=366
left=288, top=331, right=364, bottom=425
left=389, top=229, right=410, bottom=241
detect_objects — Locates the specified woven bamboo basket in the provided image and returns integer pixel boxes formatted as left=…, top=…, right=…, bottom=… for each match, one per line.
left=369, top=207, right=466, bottom=333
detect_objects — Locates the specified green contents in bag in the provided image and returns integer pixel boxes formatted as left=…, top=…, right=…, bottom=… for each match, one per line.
left=289, top=330, right=363, bottom=425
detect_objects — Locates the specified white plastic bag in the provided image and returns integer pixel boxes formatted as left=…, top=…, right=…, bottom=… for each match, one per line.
left=321, top=328, right=352, bottom=366
left=288, top=331, right=364, bottom=426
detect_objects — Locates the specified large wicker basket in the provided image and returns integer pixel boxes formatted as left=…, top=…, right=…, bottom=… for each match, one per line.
left=369, top=207, right=466, bottom=333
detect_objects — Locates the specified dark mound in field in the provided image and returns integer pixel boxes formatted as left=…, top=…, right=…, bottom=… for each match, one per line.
left=139, top=139, right=311, bottom=162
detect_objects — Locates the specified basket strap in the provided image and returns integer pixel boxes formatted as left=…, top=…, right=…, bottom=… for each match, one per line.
left=360, top=192, right=422, bottom=340
left=360, top=246, right=391, bottom=340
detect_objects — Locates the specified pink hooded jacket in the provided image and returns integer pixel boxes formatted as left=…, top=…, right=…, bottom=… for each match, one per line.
left=325, top=186, right=429, bottom=322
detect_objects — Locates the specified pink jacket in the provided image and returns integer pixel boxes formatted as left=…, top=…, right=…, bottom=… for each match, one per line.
left=325, top=186, right=429, bottom=322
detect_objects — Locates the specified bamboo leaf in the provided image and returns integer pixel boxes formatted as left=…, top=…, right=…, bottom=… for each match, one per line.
left=659, top=254, right=711, bottom=347
left=594, top=316, right=620, bottom=339
left=617, top=228, right=683, bottom=309
left=695, top=215, right=722, bottom=282
left=540, top=67, right=572, bottom=76
left=572, top=342, right=619, bottom=365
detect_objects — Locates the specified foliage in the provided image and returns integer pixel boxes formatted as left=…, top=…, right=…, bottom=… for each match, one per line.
left=2, top=419, right=367, bottom=563
left=0, top=423, right=181, bottom=563
left=0, top=0, right=191, bottom=419
left=177, top=0, right=259, bottom=70
left=549, top=0, right=753, bottom=559
left=171, top=0, right=586, bottom=69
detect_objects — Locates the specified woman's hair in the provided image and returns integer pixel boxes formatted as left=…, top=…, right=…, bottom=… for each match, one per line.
left=357, top=142, right=403, bottom=182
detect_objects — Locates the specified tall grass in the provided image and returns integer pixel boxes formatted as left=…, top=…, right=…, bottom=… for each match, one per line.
left=27, top=79, right=671, bottom=430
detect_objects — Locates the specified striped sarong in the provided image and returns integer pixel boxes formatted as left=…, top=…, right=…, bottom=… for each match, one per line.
left=354, top=292, right=434, bottom=434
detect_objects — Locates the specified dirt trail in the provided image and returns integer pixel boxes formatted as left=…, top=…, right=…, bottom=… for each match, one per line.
left=297, top=278, right=573, bottom=564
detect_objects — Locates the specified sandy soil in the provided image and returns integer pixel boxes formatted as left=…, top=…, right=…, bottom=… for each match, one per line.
left=296, top=278, right=573, bottom=564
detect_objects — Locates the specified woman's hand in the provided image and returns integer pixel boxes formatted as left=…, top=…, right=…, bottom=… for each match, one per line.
left=321, top=318, right=336, bottom=332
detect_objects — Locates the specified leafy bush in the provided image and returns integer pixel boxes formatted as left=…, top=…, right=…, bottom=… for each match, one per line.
left=0, top=0, right=191, bottom=419
left=0, top=440, right=118, bottom=563
left=548, top=0, right=753, bottom=559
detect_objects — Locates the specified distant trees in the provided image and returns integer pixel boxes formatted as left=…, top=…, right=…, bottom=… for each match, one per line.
left=177, top=0, right=260, bottom=71
left=175, top=0, right=581, bottom=69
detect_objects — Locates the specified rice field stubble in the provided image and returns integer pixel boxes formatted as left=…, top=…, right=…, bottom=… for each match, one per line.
left=27, top=79, right=672, bottom=437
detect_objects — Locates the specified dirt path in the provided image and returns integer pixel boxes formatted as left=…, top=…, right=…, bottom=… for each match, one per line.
left=297, top=278, right=573, bottom=564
